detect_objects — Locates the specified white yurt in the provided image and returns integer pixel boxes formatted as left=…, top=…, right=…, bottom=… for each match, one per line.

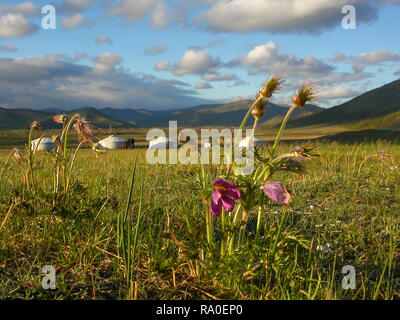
left=31, top=137, right=56, bottom=151
left=238, top=136, right=266, bottom=149
left=148, top=137, right=178, bottom=149
left=98, top=135, right=128, bottom=150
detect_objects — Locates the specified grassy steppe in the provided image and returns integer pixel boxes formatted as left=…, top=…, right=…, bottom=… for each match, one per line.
left=0, top=130, right=399, bottom=299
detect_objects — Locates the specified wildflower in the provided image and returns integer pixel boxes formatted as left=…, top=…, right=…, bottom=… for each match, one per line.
left=262, top=182, right=291, bottom=205
left=251, top=98, right=268, bottom=119
left=377, top=151, right=390, bottom=159
left=252, top=74, right=283, bottom=120
left=73, top=115, right=95, bottom=144
left=12, top=148, right=25, bottom=165
left=52, top=114, right=68, bottom=124
left=367, top=151, right=390, bottom=161
left=291, top=81, right=317, bottom=107
left=30, top=121, right=41, bottom=131
left=259, top=74, right=283, bottom=99
left=289, top=145, right=318, bottom=161
left=290, top=147, right=304, bottom=157
left=211, top=179, right=242, bottom=217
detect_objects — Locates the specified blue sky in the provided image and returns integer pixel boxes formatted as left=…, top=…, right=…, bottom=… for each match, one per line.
left=1, top=0, right=400, bottom=110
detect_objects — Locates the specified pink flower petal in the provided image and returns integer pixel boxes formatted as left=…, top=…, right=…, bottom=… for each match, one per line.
left=221, top=197, right=235, bottom=212
left=211, top=200, right=223, bottom=217
left=263, top=182, right=291, bottom=205
left=211, top=189, right=221, bottom=204
left=226, top=187, right=241, bottom=200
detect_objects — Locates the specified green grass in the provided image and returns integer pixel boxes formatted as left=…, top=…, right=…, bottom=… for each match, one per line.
left=0, top=135, right=399, bottom=299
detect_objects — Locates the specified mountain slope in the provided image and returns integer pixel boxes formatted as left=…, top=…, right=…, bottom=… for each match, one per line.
left=0, top=107, right=133, bottom=130
left=287, top=79, right=400, bottom=129
left=101, top=101, right=322, bottom=127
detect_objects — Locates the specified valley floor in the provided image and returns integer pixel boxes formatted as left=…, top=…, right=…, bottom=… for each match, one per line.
left=0, top=139, right=399, bottom=299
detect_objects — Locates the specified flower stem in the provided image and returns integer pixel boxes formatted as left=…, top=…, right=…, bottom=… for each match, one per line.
left=269, top=206, right=288, bottom=265
left=228, top=204, right=241, bottom=255
left=255, top=205, right=262, bottom=244
left=270, top=104, right=296, bottom=159
left=220, top=208, right=225, bottom=257
left=205, top=200, right=212, bottom=248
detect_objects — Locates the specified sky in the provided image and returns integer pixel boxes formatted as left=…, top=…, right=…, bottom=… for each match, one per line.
left=0, top=0, right=400, bottom=111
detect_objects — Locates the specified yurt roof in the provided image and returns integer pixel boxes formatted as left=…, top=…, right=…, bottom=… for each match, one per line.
left=100, top=135, right=127, bottom=143
left=32, top=136, right=53, bottom=143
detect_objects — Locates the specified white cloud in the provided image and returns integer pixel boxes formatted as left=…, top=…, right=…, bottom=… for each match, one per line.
left=93, top=52, right=122, bottom=74
left=0, top=2, right=39, bottom=17
left=0, top=13, right=38, bottom=39
left=195, top=82, right=213, bottom=89
left=173, top=50, right=219, bottom=76
left=0, top=44, right=17, bottom=52
left=71, top=52, right=88, bottom=62
left=109, top=0, right=163, bottom=20
left=315, top=71, right=373, bottom=85
left=154, top=60, right=170, bottom=71
left=336, top=49, right=400, bottom=73
left=145, top=44, right=166, bottom=56
left=59, top=0, right=95, bottom=14
left=231, top=41, right=333, bottom=77
left=61, top=13, right=92, bottom=30
left=150, top=3, right=170, bottom=29
left=96, top=35, right=113, bottom=45
left=202, top=72, right=237, bottom=82
left=110, top=0, right=185, bottom=29
left=196, top=0, right=378, bottom=34
left=0, top=54, right=211, bottom=110
left=317, top=85, right=362, bottom=100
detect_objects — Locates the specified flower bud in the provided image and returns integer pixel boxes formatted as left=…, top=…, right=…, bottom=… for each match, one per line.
left=292, top=81, right=317, bottom=107
left=53, top=114, right=68, bottom=124
left=30, top=121, right=41, bottom=131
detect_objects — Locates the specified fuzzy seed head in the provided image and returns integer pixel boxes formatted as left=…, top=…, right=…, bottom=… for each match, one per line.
left=73, top=115, right=95, bottom=144
left=30, top=121, right=41, bottom=131
left=53, top=114, right=68, bottom=124
left=259, top=74, right=283, bottom=99
left=292, top=81, right=317, bottom=107
left=251, top=98, right=268, bottom=119
left=12, top=148, right=25, bottom=164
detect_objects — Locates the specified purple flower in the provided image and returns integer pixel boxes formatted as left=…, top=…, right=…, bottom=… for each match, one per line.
left=211, top=179, right=242, bottom=217
left=263, top=182, right=291, bottom=205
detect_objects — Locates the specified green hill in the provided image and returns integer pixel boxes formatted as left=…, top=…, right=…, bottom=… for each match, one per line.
left=286, top=79, right=400, bottom=130
left=101, top=101, right=322, bottom=127
left=0, top=107, right=134, bottom=130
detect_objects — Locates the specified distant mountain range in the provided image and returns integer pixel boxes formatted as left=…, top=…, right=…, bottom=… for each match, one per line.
left=100, top=101, right=321, bottom=127
left=0, top=107, right=134, bottom=130
left=0, top=80, right=399, bottom=132
left=0, top=101, right=321, bottom=130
